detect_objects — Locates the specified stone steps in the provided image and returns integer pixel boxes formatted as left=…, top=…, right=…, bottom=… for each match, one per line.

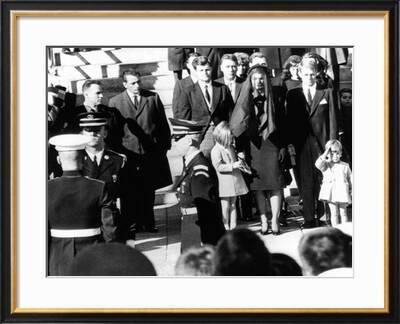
left=51, top=47, right=167, bottom=67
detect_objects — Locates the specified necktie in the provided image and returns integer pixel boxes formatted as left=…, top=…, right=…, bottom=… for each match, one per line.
left=91, top=155, right=99, bottom=178
left=134, top=96, right=139, bottom=110
left=204, top=85, right=211, bottom=105
left=307, top=88, right=313, bottom=107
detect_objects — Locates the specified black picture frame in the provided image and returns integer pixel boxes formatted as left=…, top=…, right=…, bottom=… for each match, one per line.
left=1, top=0, right=399, bottom=323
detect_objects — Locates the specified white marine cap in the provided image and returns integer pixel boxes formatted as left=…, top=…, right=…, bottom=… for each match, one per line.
left=49, top=134, right=91, bottom=152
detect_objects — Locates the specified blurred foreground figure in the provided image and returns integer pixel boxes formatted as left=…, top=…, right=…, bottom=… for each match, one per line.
left=213, top=228, right=273, bottom=276
left=270, top=253, right=302, bottom=276
left=175, top=245, right=215, bottom=276
left=298, top=227, right=352, bottom=276
left=68, top=243, right=156, bottom=276
left=48, top=134, right=117, bottom=276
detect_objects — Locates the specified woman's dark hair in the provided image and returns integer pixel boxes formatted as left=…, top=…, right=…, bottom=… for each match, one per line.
left=213, top=228, right=272, bottom=276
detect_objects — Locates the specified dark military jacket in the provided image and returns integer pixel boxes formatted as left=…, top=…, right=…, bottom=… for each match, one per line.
left=178, top=151, right=226, bottom=245
left=82, top=149, right=125, bottom=201
left=48, top=170, right=117, bottom=275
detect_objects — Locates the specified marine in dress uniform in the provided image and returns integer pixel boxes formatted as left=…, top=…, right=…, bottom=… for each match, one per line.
left=48, top=134, right=117, bottom=276
left=171, top=118, right=226, bottom=245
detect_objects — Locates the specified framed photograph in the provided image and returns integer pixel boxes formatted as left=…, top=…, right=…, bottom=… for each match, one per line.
left=1, top=1, right=399, bottom=323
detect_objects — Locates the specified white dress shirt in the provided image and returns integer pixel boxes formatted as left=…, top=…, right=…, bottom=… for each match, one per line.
left=302, top=83, right=317, bottom=104
left=86, top=149, right=104, bottom=165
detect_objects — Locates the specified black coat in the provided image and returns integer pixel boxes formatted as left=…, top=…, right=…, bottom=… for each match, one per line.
left=48, top=171, right=117, bottom=275
left=286, top=87, right=339, bottom=152
left=108, top=89, right=172, bottom=189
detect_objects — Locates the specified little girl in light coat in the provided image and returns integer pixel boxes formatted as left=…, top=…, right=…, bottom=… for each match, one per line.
left=315, top=139, right=352, bottom=226
left=211, top=122, right=249, bottom=230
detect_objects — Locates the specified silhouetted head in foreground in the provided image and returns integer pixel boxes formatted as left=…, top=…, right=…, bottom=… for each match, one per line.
left=213, top=228, right=272, bottom=276
left=270, top=253, right=303, bottom=276
left=175, top=245, right=215, bottom=276
left=298, top=227, right=352, bottom=276
left=68, top=243, right=157, bottom=276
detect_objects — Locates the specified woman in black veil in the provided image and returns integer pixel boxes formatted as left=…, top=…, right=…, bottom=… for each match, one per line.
left=230, top=65, right=286, bottom=235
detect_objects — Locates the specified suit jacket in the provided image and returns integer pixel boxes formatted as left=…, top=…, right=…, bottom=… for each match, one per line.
left=215, top=76, right=245, bottom=103
left=172, top=76, right=195, bottom=118
left=176, top=81, right=234, bottom=126
left=108, top=89, right=172, bottom=189
left=82, top=149, right=125, bottom=200
left=286, top=87, right=338, bottom=153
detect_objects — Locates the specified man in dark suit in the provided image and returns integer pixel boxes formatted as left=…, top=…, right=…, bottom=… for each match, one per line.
left=215, top=54, right=245, bottom=104
left=48, top=134, right=117, bottom=276
left=176, top=56, right=234, bottom=157
left=65, top=80, right=124, bottom=152
left=108, top=69, right=172, bottom=233
left=171, top=118, right=226, bottom=245
left=172, top=52, right=200, bottom=118
left=286, top=56, right=338, bottom=228
left=79, top=112, right=131, bottom=244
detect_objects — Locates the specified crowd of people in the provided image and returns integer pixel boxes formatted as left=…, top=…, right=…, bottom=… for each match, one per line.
left=66, top=226, right=352, bottom=277
left=47, top=47, right=353, bottom=276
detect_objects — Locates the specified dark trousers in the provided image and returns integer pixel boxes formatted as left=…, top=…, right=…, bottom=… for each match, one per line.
left=48, top=236, right=101, bottom=276
left=196, top=200, right=226, bottom=245
left=295, top=136, right=324, bottom=222
left=120, top=157, right=156, bottom=236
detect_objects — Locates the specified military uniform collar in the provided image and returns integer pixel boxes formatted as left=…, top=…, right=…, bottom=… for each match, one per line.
left=62, top=170, right=82, bottom=177
left=85, top=149, right=104, bottom=163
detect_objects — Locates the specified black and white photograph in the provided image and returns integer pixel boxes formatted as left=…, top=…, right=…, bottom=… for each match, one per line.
left=3, top=4, right=395, bottom=318
left=47, top=46, right=353, bottom=277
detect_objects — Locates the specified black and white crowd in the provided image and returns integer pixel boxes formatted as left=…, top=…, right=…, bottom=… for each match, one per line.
left=47, top=47, right=352, bottom=276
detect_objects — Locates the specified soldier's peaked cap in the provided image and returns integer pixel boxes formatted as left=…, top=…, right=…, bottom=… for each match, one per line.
left=49, top=134, right=91, bottom=151
left=79, top=111, right=108, bottom=127
left=169, top=118, right=207, bottom=136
